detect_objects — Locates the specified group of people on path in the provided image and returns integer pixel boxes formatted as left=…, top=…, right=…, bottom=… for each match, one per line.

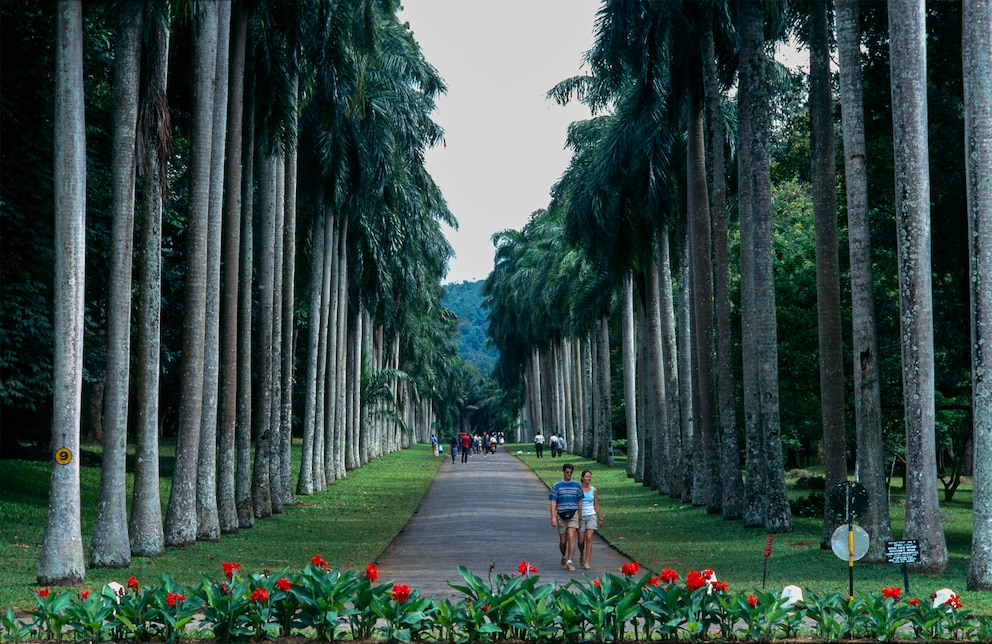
left=548, top=463, right=602, bottom=570
left=445, top=430, right=503, bottom=463
left=532, top=431, right=565, bottom=458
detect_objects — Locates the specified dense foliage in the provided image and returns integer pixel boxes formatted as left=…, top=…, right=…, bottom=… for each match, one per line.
left=442, top=280, right=498, bottom=378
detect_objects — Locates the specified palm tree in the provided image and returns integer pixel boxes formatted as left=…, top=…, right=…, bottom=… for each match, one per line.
left=808, top=0, right=848, bottom=549
left=90, top=2, right=141, bottom=568
left=738, top=0, right=792, bottom=534
left=217, top=0, right=247, bottom=535
left=196, top=0, right=231, bottom=543
left=130, top=0, right=170, bottom=557
left=964, top=0, right=992, bottom=591
left=164, top=2, right=219, bottom=547
left=38, top=0, right=86, bottom=585
left=835, top=0, right=893, bottom=563
left=888, top=0, right=947, bottom=572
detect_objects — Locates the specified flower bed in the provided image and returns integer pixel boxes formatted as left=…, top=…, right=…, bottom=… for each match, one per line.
left=3, top=556, right=989, bottom=643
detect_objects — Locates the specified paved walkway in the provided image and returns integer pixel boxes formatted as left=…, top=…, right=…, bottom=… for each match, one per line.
left=373, top=448, right=633, bottom=599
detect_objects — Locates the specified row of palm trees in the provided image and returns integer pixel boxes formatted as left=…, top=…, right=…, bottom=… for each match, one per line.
left=39, top=0, right=463, bottom=585
left=484, top=0, right=992, bottom=591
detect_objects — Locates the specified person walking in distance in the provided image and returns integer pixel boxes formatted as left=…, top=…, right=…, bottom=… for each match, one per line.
left=449, top=434, right=458, bottom=463
left=577, top=470, right=602, bottom=570
left=534, top=431, right=545, bottom=458
left=430, top=434, right=439, bottom=456
left=549, top=463, right=583, bottom=571
left=459, top=431, right=472, bottom=463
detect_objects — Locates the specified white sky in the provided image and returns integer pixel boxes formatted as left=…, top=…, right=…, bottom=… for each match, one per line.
left=398, top=1, right=599, bottom=284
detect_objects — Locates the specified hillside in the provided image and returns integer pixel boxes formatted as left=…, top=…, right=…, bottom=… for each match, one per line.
left=442, top=280, right=497, bottom=376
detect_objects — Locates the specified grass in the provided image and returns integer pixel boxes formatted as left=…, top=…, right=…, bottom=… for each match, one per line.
left=515, top=448, right=988, bottom=614
left=0, top=441, right=443, bottom=612
left=2, top=441, right=987, bottom=615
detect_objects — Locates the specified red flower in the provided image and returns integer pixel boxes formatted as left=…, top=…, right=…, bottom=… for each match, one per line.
left=311, top=554, right=328, bottom=568
left=391, top=583, right=411, bottom=603
left=620, top=561, right=640, bottom=576
left=711, top=580, right=728, bottom=593
left=35, top=588, right=50, bottom=599
left=250, top=587, right=269, bottom=603
left=686, top=570, right=707, bottom=592
left=165, top=592, right=185, bottom=608
left=593, top=579, right=601, bottom=588
left=660, top=568, right=679, bottom=584
left=517, top=561, right=538, bottom=576
left=881, top=587, right=901, bottom=600
left=747, top=594, right=758, bottom=608
left=702, top=568, right=714, bottom=580
left=79, top=590, right=90, bottom=600
left=945, top=594, right=963, bottom=610
left=482, top=604, right=491, bottom=613
left=908, top=597, right=921, bottom=606
left=222, top=561, right=241, bottom=579
left=365, top=563, right=378, bottom=582
left=127, top=576, right=139, bottom=591
left=275, top=577, right=292, bottom=592
left=647, top=575, right=661, bottom=586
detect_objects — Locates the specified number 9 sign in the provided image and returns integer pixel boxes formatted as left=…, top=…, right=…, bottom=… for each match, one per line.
left=54, top=448, right=73, bottom=465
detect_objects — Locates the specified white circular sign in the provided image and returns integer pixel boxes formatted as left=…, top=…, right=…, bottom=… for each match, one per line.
left=831, top=524, right=870, bottom=561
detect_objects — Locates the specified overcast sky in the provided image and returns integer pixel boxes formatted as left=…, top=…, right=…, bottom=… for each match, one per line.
left=398, top=1, right=600, bottom=284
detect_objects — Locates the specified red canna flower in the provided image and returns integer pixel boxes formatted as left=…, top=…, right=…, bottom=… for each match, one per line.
left=660, top=568, right=679, bottom=584
left=686, top=570, right=707, bottom=592
left=482, top=604, right=491, bottom=613
left=748, top=594, right=758, bottom=608
left=311, top=554, right=328, bottom=568
left=250, top=587, right=269, bottom=603
left=165, top=592, right=185, bottom=608
left=222, top=561, right=241, bottom=579
left=365, top=563, right=378, bottom=582
left=702, top=568, right=714, bottom=580
left=647, top=575, right=661, bottom=586
left=620, top=561, right=640, bottom=576
left=593, top=579, right=601, bottom=588
left=127, top=576, right=139, bottom=591
left=945, top=594, right=963, bottom=610
left=881, top=587, right=901, bottom=600
left=517, top=561, right=538, bottom=576
left=35, top=588, right=50, bottom=599
left=275, top=577, right=292, bottom=592
left=391, top=583, right=411, bottom=603
left=79, top=590, right=90, bottom=600
left=908, top=597, right=921, bottom=606
left=711, top=580, right=729, bottom=593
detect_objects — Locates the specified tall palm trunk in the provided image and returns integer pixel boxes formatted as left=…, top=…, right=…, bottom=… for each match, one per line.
left=298, top=211, right=326, bottom=496
left=676, top=223, right=695, bottom=504
left=621, top=275, right=639, bottom=477
left=964, top=0, right=992, bottom=591
left=38, top=0, right=87, bottom=585
left=739, top=0, right=791, bottom=533
left=268, top=157, right=285, bottom=514
left=164, top=2, right=218, bottom=547
left=687, top=91, right=720, bottom=514
left=835, top=0, right=892, bottom=562
left=197, top=0, right=230, bottom=542
left=888, top=0, right=947, bottom=572
left=645, top=252, right=669, bottom=493
left=279, top=87, right=299, bottom=506
left=658, top=229, right=682, bottom=499
left=811, top=0, right=848, bottom=548
left=90, top=4, right=141, bottom=568
left=130, top=8, right=170, bottom=557
left=235, top=69, right=255, bottom=529
left=218, top=0, right=246, bottom=534
left=704, top=22, right=743, bottom=519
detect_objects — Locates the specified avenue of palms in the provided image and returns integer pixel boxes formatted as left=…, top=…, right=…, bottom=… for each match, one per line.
left=1, top=0, right=991, bottom=594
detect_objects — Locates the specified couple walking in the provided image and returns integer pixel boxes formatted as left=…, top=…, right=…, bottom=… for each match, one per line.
left=548, top=463, right=602, bottom=571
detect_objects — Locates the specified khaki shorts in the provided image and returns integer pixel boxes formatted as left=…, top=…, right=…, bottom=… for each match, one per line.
left=580, top=513, right=598, bottom=531
left=556, top=512, right=580, bottom=534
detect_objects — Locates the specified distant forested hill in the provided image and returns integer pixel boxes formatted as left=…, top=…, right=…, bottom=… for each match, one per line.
left=443, top=280, right=497, bottom=376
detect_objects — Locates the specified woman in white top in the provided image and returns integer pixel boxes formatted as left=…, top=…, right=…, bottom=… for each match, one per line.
left=578, top=470, right=602, bottom=570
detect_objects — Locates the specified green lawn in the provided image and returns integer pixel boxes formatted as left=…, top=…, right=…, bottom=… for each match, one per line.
left=2, top=441, right=987, bottom=615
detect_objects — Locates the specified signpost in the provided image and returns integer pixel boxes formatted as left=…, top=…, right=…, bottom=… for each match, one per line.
left=886, top=539, right=921, bottom=593
left=828, top=481, right=870, bottom=600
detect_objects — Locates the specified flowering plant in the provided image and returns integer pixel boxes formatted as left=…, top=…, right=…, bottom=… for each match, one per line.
left=861, top=587, right=912, bottom=641
left=149, top=573, right=199, bottom=644
left=293, top=563, right=361, bottom=641
left=62, top=587, right=116, bottom=642
left=370, top=581, right=434, bottom=642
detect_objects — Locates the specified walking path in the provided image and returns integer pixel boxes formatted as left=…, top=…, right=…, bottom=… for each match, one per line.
left=373, top=448, right=633, bottom=599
